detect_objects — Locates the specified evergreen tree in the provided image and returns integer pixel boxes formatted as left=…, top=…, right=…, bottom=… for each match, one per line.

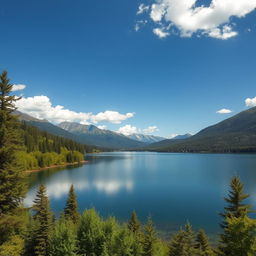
left=49, top=219, right=77, bottom=256
left=169, top=229, right=187, bottom=256
left=142, top=217, right=158, bottom=256
left=115, top=227, right=134, bottom=256
left=128, top=210, right=141, bottom=234
left=77, top=209, right=105, bottom=256
left=195, top=229, right=214, bottom=256
left=169, top=223, right=197, bottom=256
left=32, top=185, right=52, bottom=256
left=220, top=176, right=251, bottom=228
left=0, top=70, right=26, bottom=214
left=219, top=177, right=254, bottom=256
left=64, top=185, right=79, bottom=224
left=218, top=216, right=256, bottom=256
left=102, top=217, right=119, bottom=255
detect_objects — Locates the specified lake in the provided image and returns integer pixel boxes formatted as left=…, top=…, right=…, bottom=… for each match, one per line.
left=25, top=152, right=256, bottom=238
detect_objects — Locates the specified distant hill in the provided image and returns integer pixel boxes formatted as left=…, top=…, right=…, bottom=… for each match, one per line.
left=145, top=107, right=256, bottom=153
left=58, top=122, right=146, bottom=149
left=14, top=111, right=101, bottom=151
left=127, top=134, right=166, bottom=144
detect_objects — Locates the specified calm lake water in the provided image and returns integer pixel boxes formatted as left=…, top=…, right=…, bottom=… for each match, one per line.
left=25, top=152, right=256, bottom=237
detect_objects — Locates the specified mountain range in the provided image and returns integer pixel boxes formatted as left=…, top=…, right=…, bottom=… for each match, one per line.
left=14, top=112, right=166, bottom=149
left=58, top=122, right=146, bottom=149
left=16, top=106, right=256, bottom=153
left=144, top=107, right=256, bottom=153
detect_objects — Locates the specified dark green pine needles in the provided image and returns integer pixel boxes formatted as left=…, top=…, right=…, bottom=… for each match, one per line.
left=220, top=176, right=251, bottom=228
left=33, top=184, right=52, bottom=256
left=64, top=184, right=79, bottom=224
left=128, top=210, right=141, bottom=234
left=0, top=70, right=26, bottom=214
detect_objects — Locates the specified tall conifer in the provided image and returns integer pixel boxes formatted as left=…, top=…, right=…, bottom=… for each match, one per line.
left=0, top=70, right=26, bottom=214
left=128, top=210, right=141, bottom=234
left=195, top=229, right=214, bottom=256
left=32, top=185, right=52, bottom=256
left=64, top=184, right=79, bottom=224
left=142, top=217, right=158, bottom=256
left=219, top=177, right=254, bottom=256
left=220, top=176, right=251, bottom=228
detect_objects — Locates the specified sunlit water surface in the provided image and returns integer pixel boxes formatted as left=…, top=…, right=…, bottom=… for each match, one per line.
left=25, top=152, right=256, bottom=237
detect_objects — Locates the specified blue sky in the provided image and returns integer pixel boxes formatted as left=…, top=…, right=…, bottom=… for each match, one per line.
left=1, top=0, right=256, bottom=137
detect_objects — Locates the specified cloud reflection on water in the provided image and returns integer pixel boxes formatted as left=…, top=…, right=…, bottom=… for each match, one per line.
left=25, top=155, right=135, bottom=207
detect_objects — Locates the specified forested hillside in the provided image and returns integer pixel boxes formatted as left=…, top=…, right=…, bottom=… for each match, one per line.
left=144, top=107, right=256, bottom=153
left=17, top=122, right=87, bottom=170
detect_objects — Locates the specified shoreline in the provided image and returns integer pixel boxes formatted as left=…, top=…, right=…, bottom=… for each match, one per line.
left=25, top=160, right=88, bottom=173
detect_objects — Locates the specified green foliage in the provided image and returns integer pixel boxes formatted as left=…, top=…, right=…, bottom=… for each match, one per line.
left=49, top=219, right=77, bottom=256
left=102, top=217, right=119, bottom=255
left=0, top=71, right=26, bottom=214
left=17, top=122, right=86, bottom=170
left=128, top=210, right=141, bottom=234
left=64, top=185, right=79, bottom=224
left=219, top=177, right=255, bottom=256
left=142, top=217, right=162, bottom=256
left=221, top=176, right=251, bottom=226
left=32, top=185, right=53, bottom=256
left=0, top=235, right=24, bottom=256
left=218, top=216, right=256, bottom=256
left=128, top=211, right=144, bottom=256
left=114, top=227, right=134, bottom=256
left=21, top=122, right=86, bottom=154
left=168, top=223, right=198, bottom=256
left=195, top=229, right=215, bottom=256
left=77, top=209, right=105, bottom=256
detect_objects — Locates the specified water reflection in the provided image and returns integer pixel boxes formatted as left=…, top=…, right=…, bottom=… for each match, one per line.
left=25, top=152, right=256, bottom=235
left=25, top=154, right=135, bottom=207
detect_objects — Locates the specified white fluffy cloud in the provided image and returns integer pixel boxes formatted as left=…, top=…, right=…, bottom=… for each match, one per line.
left=216, top=108, right=232, bottom=114
left=143, top=126, right=159, bottom=134
left=117, top=125, right=138, bottom=136
left=245, top=97, right=256, bottom=107
left=153, top=28, right=170, bottom=38
left=91, top=111, right=134, bottom=124
left=117, top=125, right=159, bottom=136
left=12, top=84, right=26, bottom=91
left=140, top=0, right=256, bottom=39
left=15, top=95, right=134, bottom=124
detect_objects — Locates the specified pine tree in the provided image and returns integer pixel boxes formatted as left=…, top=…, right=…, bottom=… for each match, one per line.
left=142, top=217, right=158, bottom=256
left=0, top=70, right=26, bottom=214
left=169, top=229, right=187, bottom=256
left=183, top=222, right=195, bottom=249
left=32, top=185, right=52, bottom=256
left=169, top=223, right=198, bottom=256
left=195, top=229, right=214, bottom=256
left=77, top=209, right=105, bottom=256
left=219, top=177, right=254, bottom=256
left=218, top=216, right=256, bottom=256
left=64, top=184, right=79, bottom=224
left=220, top=176, right=251, bottom=228
left=128, top=210, right=141, bottom=234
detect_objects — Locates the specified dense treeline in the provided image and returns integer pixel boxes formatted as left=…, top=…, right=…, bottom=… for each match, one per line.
left=22, top=122, right=86, bottom=154
left=17, top=123, right=86, bottom=170
left=1, top=71, right=256, bottom=256
left=16, top=122, right=85, bottom=170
